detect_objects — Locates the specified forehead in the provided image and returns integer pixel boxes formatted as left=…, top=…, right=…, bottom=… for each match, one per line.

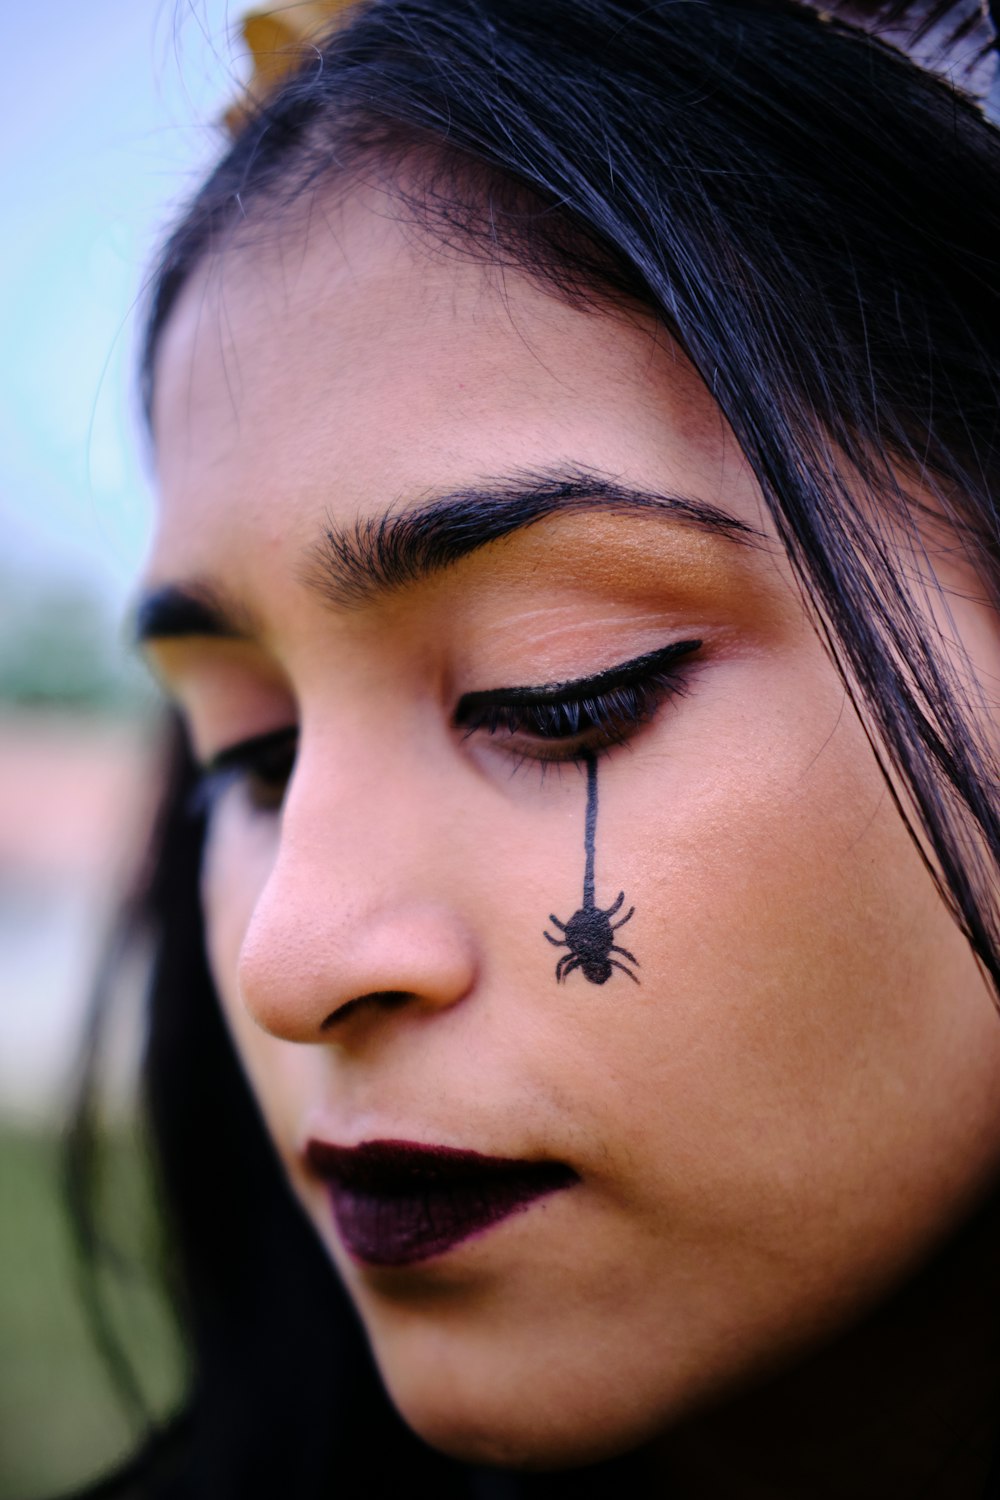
left=149, top=184, right=766, bottom=587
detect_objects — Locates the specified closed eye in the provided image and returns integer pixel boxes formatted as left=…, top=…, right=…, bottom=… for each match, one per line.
left=190, top=638, right=702, bottom=814
left=193, top=725, right=298, bottom=816
left=453, top=639, right=703, bottom=765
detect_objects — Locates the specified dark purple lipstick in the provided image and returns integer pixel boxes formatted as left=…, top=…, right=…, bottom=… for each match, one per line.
left=306, top=1139, right=578, bottom=1268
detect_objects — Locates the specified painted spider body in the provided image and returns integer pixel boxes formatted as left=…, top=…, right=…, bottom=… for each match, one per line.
left=542, top=754, right=641, bottom=986
left=545, top=890, right=639, bottom=984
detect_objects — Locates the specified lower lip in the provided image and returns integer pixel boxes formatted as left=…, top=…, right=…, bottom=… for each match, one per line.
left=308, top=1141, right=578, bottom=1268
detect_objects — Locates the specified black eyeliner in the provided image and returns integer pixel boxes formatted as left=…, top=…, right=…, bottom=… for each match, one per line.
left=455, top=639, right=703, bottom=716
left=202, top=725, right=298, bottom=776
left=190, top=725, right=298, bottom=820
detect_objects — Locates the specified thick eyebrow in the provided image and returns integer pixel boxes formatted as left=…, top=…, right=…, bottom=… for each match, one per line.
left=301, top=467, right=763, bottom=609
left=133, top=581, right=256, bottom=646
left=136, top=467, right=764, bottom=644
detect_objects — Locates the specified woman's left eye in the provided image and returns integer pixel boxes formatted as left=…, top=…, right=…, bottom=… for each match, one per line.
left=454, top=639, right=702, bottom=763
left=194, top=726, right=298, bottom=817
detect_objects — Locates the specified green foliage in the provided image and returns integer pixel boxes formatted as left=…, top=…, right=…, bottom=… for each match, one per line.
left=0, top=572, right=151, bottom=713
left=0, top=1125, right=186, bottom=1499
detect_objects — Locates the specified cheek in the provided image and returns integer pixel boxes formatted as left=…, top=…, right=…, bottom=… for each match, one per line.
left=569, top=656, right=1000, bottom=1299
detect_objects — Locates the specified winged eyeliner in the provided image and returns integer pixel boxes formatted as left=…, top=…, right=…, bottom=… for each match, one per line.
left=455, top=639, right=703, bottom=714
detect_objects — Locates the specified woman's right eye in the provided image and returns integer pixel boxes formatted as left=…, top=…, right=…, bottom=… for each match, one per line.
left=194, top=726, right=298, bottom=817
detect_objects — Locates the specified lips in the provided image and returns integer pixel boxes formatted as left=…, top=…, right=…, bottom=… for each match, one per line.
left=305, top=1138, right=578, bottom=1268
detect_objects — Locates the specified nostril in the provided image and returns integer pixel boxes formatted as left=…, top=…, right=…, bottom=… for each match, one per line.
left=321, top=990, right=413, bottom=1031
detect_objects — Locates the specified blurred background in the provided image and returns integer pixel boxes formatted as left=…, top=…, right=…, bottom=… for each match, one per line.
left=0, top=5, right=249, bottom=1493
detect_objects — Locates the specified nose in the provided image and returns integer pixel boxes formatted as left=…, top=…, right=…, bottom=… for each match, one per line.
left=235, top=748, right=478, bottom=1044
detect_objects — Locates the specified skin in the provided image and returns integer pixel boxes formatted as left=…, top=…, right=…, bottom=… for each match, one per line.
left=146, top=186, right=1000, bottom=1496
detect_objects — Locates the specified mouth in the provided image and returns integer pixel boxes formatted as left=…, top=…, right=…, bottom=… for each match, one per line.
left=305, top=1138, right=578, bottom=1268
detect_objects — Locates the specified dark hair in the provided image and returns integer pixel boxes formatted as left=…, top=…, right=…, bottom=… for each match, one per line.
left=72, top=0, right=1000, bottom=1493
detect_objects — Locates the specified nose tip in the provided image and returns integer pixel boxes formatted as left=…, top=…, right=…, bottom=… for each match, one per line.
left=236, top=894, right=478, bottom=1044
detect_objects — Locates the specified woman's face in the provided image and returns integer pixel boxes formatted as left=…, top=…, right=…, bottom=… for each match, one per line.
left=145, top=188, right=1000, bottom=1468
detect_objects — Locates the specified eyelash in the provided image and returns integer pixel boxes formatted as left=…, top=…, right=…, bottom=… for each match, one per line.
left=193, top=727, right=297, bottom=818
left=193, top=639, right=702, bottom=815
left=452, top=640, right=702, bottom=767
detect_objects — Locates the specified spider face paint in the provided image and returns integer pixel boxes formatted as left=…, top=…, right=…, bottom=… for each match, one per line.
left=545, top=753, right=639, bottom=985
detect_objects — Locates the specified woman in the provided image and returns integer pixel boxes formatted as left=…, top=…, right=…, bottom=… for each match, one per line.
left=74, top=0, right=1000, bottom=1494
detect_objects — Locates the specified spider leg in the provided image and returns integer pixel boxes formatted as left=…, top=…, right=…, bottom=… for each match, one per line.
left=554, top=960, right=587, bottom=984
left=548, top=914, right=567, bottom=932
left=609, top=959, right=639, bottom=984
left=611, top=943, right=638, bottom=965
left=603, top=891, right=625, bottom=919
left=611, top=906, right=635, bottom=930
left=544, top=930, right=569, bottom=948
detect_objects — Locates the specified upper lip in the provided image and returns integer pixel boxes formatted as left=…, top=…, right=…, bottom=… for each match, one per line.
left=306, top=1137, right=579, bottom=1267
left=306, top=1136, right=575, bottom=1189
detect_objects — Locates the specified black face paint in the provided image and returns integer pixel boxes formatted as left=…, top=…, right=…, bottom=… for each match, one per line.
left=544, top=753, right=639, bottom=985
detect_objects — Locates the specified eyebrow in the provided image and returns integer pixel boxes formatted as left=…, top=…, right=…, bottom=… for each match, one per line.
left=303, top=467, right=762, bottom=609
left=134, top=580, right=256, bottom=645
left=135, top=466, right=761, bottom=643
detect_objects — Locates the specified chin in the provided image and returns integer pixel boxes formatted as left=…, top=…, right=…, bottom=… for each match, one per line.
left=392, top=1395, right=641, bottom=1472
left=371, top=1337, right=681, bottom=1473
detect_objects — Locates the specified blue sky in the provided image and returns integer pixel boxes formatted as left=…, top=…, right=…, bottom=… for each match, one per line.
left=0, top=1, right=244, bottom=607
